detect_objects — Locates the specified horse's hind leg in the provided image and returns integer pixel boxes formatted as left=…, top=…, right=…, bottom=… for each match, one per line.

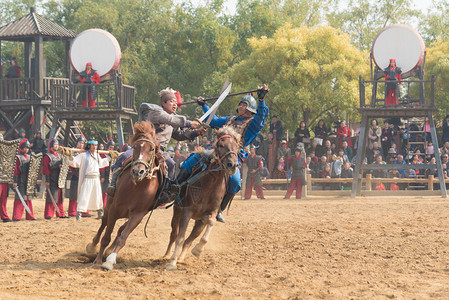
left=178, top=220, right=206, bottom=262
left=191, top=224, right=214, bottom=258
left=102, top=211, right=146, bottom=271
left=93, top=210, right=118, bottom=265
left=166, top=209, right=192, bottom=270
left=163, top=205, right=182, bottom=259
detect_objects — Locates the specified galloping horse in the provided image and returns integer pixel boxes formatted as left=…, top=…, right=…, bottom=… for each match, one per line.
left=86, top=121, right=163, bottom=270
left=164, top=126, right=240, bottom=270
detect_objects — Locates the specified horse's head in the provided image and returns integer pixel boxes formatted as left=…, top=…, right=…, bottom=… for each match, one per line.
left=130, top=121, right=159, bottom=182
left=214, top=126, right=241, bottom=175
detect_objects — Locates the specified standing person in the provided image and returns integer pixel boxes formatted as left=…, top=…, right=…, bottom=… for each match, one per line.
left=244, top=145, right=265, bottom=200
left=68, top=136, right=86, bottom=217
left=313, top=119, right=328, bottom=155
left=43, top=139, right=68, bottom=219
left=5, top=57, right=21, bottom=78
left=441, top=115, right=449, bottom=144
left=336, top=120, right=352, bottom=148
left=173, top=146, right=186, bottom=177
left=284, top=147, right=306, bottom=199
left=68, top=138, right=114, bottom=221
left=269, top=115, right=284, bottom=144
left=107, top=88, right=204, bottom=200
left=79, top=62, right=101, bottom=108
left=30, top=131, right=47, bottom=154
left=0, top=133, right=12, bottom=222
left=12, top=139, right=36, bottom=221
left=100, top=139, right=115, bottom=209
left=294, top=121, right=311, bottom=148
left=381, top=121, right=394, bottom=159
left=384, top=58, right=402, bottom=106
left=368, top=119, right=381, bottom=149
left=178, top=85, right=270, bottom=222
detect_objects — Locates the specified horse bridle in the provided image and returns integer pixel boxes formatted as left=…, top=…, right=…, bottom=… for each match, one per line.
left=132, top=138, right=158, bottom=179
left=215, top=134, right=238, bottom=167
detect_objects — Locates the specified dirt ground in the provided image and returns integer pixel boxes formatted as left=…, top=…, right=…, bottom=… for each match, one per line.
left=0, top=194, right=448, bottom=299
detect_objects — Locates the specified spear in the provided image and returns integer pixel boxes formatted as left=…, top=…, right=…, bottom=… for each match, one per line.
left=181, top=89, right=259, bottom=105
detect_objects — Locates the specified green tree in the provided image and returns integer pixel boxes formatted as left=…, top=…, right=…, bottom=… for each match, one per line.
left=224, top=24, right=369, bottom=134
left=419, top=0, right=449, bottom=43
left=327, top=0, right=420, bottom=50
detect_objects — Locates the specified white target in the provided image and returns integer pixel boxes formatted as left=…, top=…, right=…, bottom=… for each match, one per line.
left=70, top=28, right=121, bottom=77
left=371, top=24, right=425, bottom=73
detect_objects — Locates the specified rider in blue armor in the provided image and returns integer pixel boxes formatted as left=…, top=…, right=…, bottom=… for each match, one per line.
left=176, top=84, right=270, bottom=222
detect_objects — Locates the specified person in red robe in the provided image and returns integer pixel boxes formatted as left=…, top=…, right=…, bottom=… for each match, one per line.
left=384, top=58, right=402, bottom=106
left=79, top=62, right=101, bottom=108
left=284, top=147, right=306, bottom=199
left=336, top=120, right=352, bottom=148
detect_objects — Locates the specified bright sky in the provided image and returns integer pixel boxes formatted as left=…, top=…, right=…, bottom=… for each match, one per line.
left=188, top=0, right=433, bottom=16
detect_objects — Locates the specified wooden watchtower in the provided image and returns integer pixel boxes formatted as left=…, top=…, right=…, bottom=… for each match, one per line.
left=0, top=7, right=76, bottom=139
left=0, top=7, right=136, bottom=147
left=351, top=56, right=447, bottom=197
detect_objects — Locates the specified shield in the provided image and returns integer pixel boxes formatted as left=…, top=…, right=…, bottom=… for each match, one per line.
left=58, top=155, right=71, bottom=189
left=0, top=139, right=20, bottom=183
left=26, top=152, right=43, bottom=195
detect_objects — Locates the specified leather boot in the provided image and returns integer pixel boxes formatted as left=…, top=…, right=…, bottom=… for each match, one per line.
left=216, top=192, right=235, bottom=223
left=158, top=168, right=191, bottom=204
left=106, top=168, right=121, bottom=197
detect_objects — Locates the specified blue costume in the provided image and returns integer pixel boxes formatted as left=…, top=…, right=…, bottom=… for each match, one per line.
left=181, top=99, right=269, bottom=194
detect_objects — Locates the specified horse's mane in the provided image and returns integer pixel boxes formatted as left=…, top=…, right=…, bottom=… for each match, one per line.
left=130, top=121, right=158, bottom=147
left=215, top=126, right=241, bottom=144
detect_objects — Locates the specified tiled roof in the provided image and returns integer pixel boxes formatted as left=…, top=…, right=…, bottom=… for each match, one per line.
left=0, top=7, right=76, bottom=41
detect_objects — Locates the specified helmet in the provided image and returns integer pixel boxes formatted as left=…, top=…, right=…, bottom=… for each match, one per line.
left=174, top=146, right=181, bottom=151
left=168, top=146, right=174, bottom=151
left=239, top=95, right=257, bottom=113
left=49, top=138, right=59, bottom=148
left=107, top=138, right=115, bottom=147
left=20, top=139, right=30, bottom=150
left=76, top=135, right=86, bottom=143
left=121, top=143, right=132, bottom=152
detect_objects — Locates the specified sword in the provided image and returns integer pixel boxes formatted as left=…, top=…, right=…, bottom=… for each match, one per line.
left=46, top=186, right=61, bottom=214
left=198, top=83, right=232, bottom=124
left=14, top=187, right=32, bottom=215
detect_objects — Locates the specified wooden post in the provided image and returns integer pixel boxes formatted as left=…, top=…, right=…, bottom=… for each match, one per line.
left=306, top=174, right=312, bottom=193
left=429, top=113, right=447, bottom=197
left=24, top=42, right=32, bottom=78
left=34, top=36, right=43, bottom=99
left=0, top=42, right=2, bottom=78
left=351, top=114, right=369, bottom=197
left=65, top=41, right=72, bottom=80
left=366, top=174, right=372, bottom=191
left=428, top=175, right=434, bottom=191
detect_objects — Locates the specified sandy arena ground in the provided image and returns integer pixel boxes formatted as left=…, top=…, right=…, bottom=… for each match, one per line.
left=0, top=194, right=448, bottom=299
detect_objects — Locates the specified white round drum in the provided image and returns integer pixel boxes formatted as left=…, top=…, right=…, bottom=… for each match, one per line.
left=371, top=24, right=425, bottom=73
left=70, top=29, right=121, bottom=76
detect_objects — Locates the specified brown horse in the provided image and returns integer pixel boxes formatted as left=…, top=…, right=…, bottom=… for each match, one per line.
left=164, top=126, right=240, bottom=270
left=86, top=121, right=163, bottom=270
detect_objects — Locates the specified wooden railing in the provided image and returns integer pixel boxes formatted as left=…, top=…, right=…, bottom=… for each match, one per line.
left=0, top=78, right=36, bottom=100
left=51, top=81, right=135, bottom=111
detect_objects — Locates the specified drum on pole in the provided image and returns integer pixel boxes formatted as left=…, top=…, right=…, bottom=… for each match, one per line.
left=70, top=28, right=121, bottom=76
left=371, top=24, right=425, bottom=73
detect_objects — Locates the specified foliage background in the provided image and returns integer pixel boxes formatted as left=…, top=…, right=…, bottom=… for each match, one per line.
left=1, top=0, right=449, bottom=141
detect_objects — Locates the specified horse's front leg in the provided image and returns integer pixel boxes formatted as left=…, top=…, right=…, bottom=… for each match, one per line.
left=166, top=208, right=191, bottom=270
left=178, top=219, right=206, bottom=262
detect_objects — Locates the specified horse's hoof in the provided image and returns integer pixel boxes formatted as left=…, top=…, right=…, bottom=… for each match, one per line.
left=162, top=255, right=170, bottom=260
left=101, top=261, right=114, bottom=271
left=104, top=247, right=113, bottom=257
left=191, top=246, right=202, bottom=258
left=86, top=243, right=97, bottom=254
left=93, top=258, right=102, bottom=265
left=166, top=263, right=177, bottom=271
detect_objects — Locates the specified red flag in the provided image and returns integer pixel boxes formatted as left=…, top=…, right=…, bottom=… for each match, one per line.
left=29, top=115, right=34, bottom=125
left=175, top=91, right=183, bottom=107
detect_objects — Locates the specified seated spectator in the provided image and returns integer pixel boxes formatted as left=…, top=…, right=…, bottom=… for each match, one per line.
left=305, top=156, right=315, bottom=175
left=391, top=154, right=406, bottom=178
left=341, top=141, right=353, bottom=161
left=308, top=140, right=319, bottom=157
left=340, top=162, right=353, bottom=189
left=386, top=148, right=397, bottom=164
left=277, top=140, right=288, bottom=160
left=426, top=141, right=434, bottom=161
left=315, top=155, right=327, bottom=178
left=337, top=148, right=349, bottom=164
left=330, top=154, right=343, bottom=190
left=272, top=163, right=287, bottom=179
left=372, top=154, right=387, bottom=178
left=322, top=163, right=331, bottom=178
left=260, top=159, right=270, bottom=179
left=309, top=150, right=319, bottom=164
left=425, top=157, right=439, bottom=190
left=318, top=139, right=333, bottom=158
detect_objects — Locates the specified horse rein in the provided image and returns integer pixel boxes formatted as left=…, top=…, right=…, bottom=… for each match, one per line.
left=132, top=138, right=159, bottom=179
